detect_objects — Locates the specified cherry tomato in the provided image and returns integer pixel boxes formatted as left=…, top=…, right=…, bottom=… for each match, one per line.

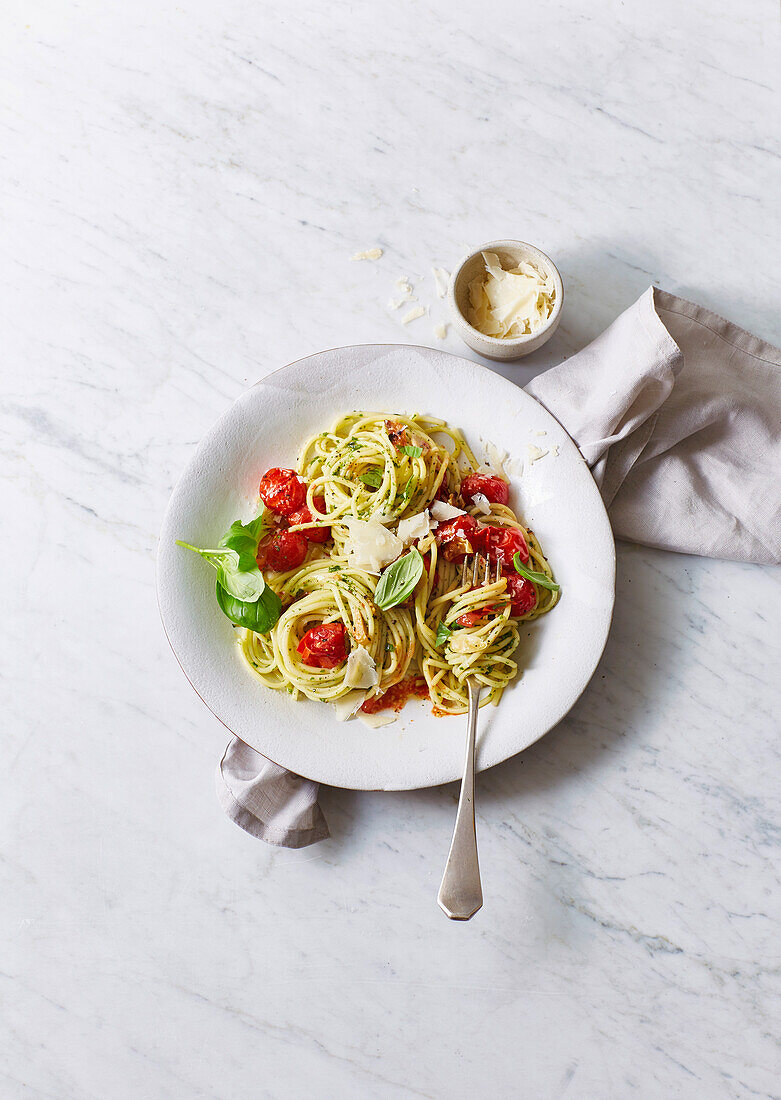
left=263, top=530, right=308, bottom=572
left=486, top=526, right=529, bottom=567
left=385, top=420, right=409, bottom=448
left=435, top=515, right=489, bottom=562
left=456, top=610, right=490, bottom=627
left=258, top=468, right=307, bottom=516
left=505, top=573, right=537, bottom=616
left=297, top=623, right=348, bottom=669
left=287, top=496, right=330, bottom=543
left=460, top=473, right=509, bottom=507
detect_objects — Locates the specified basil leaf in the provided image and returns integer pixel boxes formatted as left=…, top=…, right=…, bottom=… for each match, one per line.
left=374, top=548, right=424, bottom=610
left=398, top=474, right=414, bottom=503
left=220, top=509, right=274, bottom=571
left=512, top=551, right=560, bottom=592
left=435, top=621, right=452, bottom=647
left=359, top=469, right=383, bottom=490
left=215, top=580, right=282, bottom=633
left=401, top=445, right=422, bottom=458
left=177, top=541, right=267, bottom=601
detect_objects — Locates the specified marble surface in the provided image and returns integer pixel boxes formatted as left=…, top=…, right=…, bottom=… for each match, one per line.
left=2, top=1, right=780, bottom=1097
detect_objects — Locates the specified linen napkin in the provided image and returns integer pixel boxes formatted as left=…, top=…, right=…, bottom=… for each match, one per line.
left=217, top=287, right=781, bottom=847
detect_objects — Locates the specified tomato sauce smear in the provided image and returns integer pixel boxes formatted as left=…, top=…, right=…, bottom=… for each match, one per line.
left=360, top=676, right=429, bottom=714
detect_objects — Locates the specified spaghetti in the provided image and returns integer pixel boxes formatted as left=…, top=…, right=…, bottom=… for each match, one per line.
left=180, top=412, right=559, bottom=719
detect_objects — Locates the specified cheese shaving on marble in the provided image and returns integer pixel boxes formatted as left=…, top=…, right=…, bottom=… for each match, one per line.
left=467, top=251, right=555, bottom=338
left=401, top=306, right=426, bottom=325
left=433, top=323, right=448, bottom=340
left=351, top=247, right=383, bottom=261
left=432, top=267, right=450, bottom=298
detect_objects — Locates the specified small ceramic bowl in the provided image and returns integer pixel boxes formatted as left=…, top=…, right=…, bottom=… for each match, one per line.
left=447, top=239, right=563, bottom=361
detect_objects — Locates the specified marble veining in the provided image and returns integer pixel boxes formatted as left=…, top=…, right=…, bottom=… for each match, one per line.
left=1, top=1, right=779, bottom=1097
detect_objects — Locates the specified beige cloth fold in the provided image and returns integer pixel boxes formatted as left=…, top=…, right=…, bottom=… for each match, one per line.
left=527, top=287, right=781, bottom=564
left=217, top=287, right=781, bottom=848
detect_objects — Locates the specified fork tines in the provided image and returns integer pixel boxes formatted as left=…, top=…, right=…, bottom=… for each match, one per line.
left=459, top=553, right=502, bottom=589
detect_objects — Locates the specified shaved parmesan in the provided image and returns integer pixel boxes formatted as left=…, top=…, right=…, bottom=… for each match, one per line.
left=479, top=438, right=508, bottom=478
left=432, top=267, right=450, bottom=298
left=552, top=444, right=560, bottom=456
left=344, top=646, right=379, bottom=691
left=395, top=276, right=414, bottom=293
left=467, top=251, right=555, bottom=339
left=433, top=323, right=448, bottom=340
left=397, top=510, right=432, bottom=545
left=344, top=518, right=403, bottom=573
left=527, top=444, right=548, bottom=463
left=401, top=306, right=426, bottom=325
left=332, top=690, right=369, bottom=721
left=431, top=500, right=466, bottom=522
left=358, top=710, right=397, bottom=729
left=352, top=247, right=383, bottom=261
left=471, top=493, right=492, bottom=516
left=506, top=456, right=524, bottom=478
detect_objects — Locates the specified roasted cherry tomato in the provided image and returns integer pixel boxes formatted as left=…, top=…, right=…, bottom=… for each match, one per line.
left=262, top=530, right=308, bottom=572
left=435, top=479, right=450, bottom=502
left=456, top=610, right=490, bottom=627
left=486, top=526, right=529, bottom=567
left=435, top=515, right=489, bottom=562
left=505, top=573, right=537, bottom=616
left=258, top=468, right=307, bottom=516
left=287, top=496, right=330, bottom=543
left=385, top=420, right=410, bottom=448
left=297, top=623, right=348, bottom=669
left=460, top=473, right=510, bottom=507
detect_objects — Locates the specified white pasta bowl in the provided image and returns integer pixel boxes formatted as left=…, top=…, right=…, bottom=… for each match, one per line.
left=157, top=344, right=614, bottom=791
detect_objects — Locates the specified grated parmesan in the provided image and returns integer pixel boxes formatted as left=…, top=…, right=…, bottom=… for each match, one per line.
left=401, top=306, right=426, bottom=325
left=352, top=247, right=383, bottom=261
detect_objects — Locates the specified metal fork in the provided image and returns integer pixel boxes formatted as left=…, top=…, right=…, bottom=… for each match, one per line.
left=437, top=554, right=501, bottom=921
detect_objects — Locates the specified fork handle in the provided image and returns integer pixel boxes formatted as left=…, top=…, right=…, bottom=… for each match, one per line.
left=437, top=680, right=483, bottom=920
